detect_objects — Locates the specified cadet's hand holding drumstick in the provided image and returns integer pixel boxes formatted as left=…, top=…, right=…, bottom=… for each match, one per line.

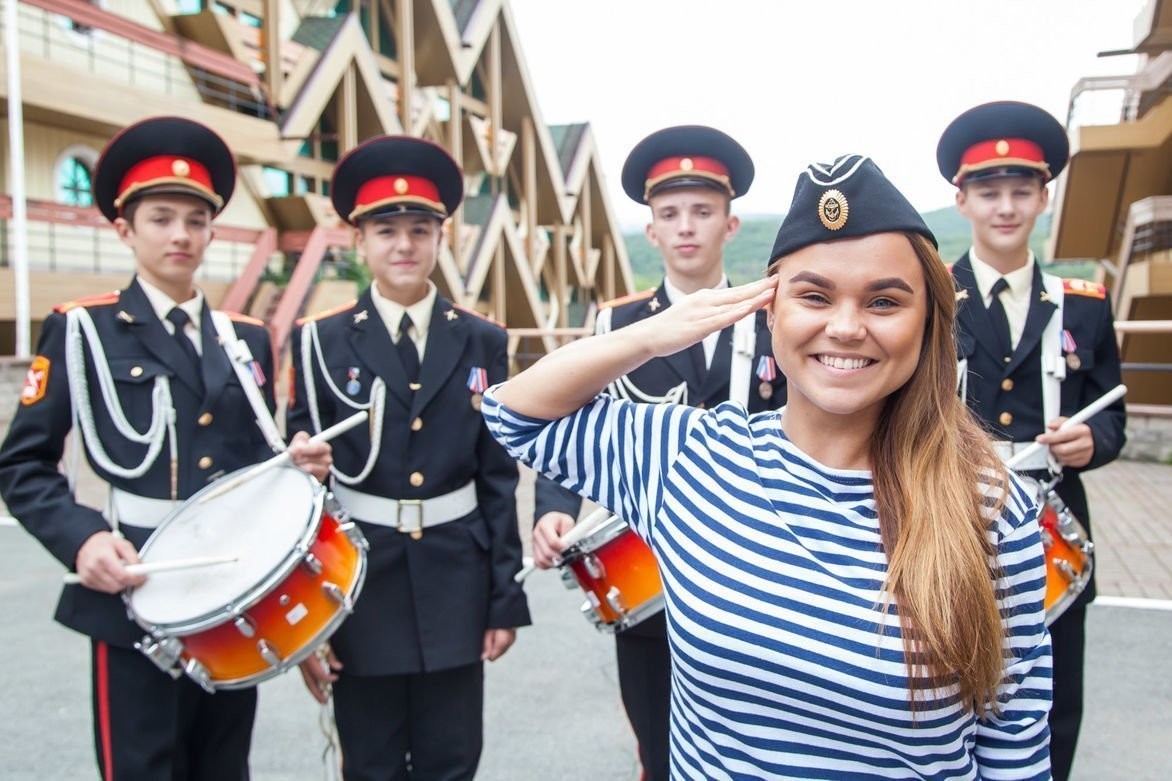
left=72, top=531, right=146, bottom=593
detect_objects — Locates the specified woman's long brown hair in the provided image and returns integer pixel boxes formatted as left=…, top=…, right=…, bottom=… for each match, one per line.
left=871, top=232, right=1008, bottom=715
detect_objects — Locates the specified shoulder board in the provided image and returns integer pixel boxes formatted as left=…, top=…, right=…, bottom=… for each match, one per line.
left=599, top=288, right=656, bottom=310
left=221, top=311, right=265, bottom=327
left=453, top=304, right=504, bottom=328
left=296, top=299, right=358, bottom=326
left=53, top=290, right=120, bottom=314
left=1062, top=278, right=1106, bottom=299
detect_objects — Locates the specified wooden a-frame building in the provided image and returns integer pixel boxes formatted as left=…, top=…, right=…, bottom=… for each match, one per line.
left=0, top=0, right=634, bottom=372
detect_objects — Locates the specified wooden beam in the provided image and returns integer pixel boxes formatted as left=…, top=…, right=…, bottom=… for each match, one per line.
left=395, top=0, right=415, bottom=134
left=487, top=20, right=502, bottom=182
left=448, top=78, right=464, bottom=264
left=263, top=0, right=282, bottom=103
left=554, top=223, right=567, bottom=328
left=339, top=63, right=359, bottom=153
left=522, top=116, right=536, bottom=267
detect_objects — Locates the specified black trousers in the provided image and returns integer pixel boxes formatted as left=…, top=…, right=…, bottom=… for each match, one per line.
left=1048, top=604, right=1086, bottom=781
left=91, top=641, right=256, bottom=781
left=332, top=663, right=484, bottom=781
left=615, top=612, right=671, bottom=781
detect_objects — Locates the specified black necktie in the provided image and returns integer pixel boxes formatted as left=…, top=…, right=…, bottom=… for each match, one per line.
left=988, top=278, right=1012, bottom=363
left=396, top=312, right=420, bottom=384
left=166, top=307, right=202, bottom=375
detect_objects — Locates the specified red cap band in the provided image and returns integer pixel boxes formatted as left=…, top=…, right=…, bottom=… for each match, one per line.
left=351, top=175, right=446, bottom=221
left=115, top=155, right=220, bottom=211
left=644, top=155, right=733, bottom=199
left=954, top=138, right=1050, bottom=184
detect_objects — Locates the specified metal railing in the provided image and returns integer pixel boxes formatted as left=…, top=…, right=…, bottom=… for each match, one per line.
left=0, top=196, right=262, bottom=281
left=1067, top=51, right=1172, bottom=128
left=4, top=0, right=275, bottom=120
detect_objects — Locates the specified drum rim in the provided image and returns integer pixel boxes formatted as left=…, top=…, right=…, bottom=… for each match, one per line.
left=562, top=515, right=632, bottom=558
left=126, top=464, right=328, bottom=633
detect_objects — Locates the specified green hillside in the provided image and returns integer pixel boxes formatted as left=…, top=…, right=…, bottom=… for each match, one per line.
left=622, top=208, right=1086, bottom=289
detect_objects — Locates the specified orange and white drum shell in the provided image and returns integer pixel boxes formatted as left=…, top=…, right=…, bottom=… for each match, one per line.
left=127, top=465, right=367, bottom=690
left=1031, top=482, right=1094, bottom=626
left=560, top=515, right=663, bottom=633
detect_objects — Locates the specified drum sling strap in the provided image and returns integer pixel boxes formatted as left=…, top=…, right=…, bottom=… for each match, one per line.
left=1039, top=272, right=1066, bottom=475
left=728, top=313, right=756, bottom=408
left=208, top=312, right=285, bottom=454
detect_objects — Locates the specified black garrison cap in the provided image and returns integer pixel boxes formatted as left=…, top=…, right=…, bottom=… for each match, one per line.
left=767, top=154, right=936, bottom=266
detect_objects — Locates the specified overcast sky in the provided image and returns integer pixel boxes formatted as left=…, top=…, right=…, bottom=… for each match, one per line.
left=507, top=0, right=1149, bottom=229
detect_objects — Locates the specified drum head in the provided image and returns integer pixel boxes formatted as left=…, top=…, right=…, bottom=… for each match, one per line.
left=129, top=465, right=322, bottom=629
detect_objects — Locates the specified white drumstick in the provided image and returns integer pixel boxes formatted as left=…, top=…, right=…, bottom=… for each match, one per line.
left=198, top=410, right=370, bottom=504
left=1005, top=384, right=1127, bottom=470
left=514, top=505, right=614, bottom=583
left=63, top=555, right=238, bottom=584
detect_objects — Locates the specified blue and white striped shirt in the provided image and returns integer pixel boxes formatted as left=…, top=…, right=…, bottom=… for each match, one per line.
left=484, top=391, right=1051, bottom=780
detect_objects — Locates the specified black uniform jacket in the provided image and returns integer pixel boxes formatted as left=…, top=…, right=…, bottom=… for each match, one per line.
left=534, top=284, right=787, bottom=634
left=0, top=278, right=277, bottom=647
left=287, top=289, right=531, bottom=675
left=953, top=253, right=1126, bottom=604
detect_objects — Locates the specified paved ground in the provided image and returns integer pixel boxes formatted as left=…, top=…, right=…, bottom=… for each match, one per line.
left=1, top=460, right=1170, bottom=779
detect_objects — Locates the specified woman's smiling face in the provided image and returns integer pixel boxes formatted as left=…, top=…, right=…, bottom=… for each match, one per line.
left=768, top=232, right=928, bottom=425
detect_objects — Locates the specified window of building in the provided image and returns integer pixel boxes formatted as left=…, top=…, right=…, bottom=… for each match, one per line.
left=263, top=166, right=293, bottom=197
left=54, top=146, right=100, bottom=207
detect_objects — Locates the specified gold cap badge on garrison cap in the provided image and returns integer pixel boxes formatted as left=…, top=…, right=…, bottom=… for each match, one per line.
left=817, top=189, right=849, bottom=231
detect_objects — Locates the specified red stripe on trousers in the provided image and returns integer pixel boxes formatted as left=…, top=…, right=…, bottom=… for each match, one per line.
left=96, top=641, right=114, bottom=781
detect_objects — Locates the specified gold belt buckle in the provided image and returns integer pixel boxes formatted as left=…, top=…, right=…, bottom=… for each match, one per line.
left=397, top=499, right=424, bottom=540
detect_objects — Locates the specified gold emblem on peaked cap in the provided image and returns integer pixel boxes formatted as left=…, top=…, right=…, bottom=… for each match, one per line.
left=995, top=139, right=1010, bottom=156
left=394, top=177, right=409, bottom=194
left=172, top=159, right=191, bottom=177
left=680, top=158, right=694, bottom=171
left=818, top=189, right=849, bottom=231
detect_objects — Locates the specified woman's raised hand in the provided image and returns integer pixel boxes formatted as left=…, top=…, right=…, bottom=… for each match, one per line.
left=632, top=276, right=778, bottom=359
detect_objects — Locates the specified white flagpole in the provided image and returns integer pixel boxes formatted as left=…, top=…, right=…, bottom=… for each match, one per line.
left=6, top=0, right=31, bottom=358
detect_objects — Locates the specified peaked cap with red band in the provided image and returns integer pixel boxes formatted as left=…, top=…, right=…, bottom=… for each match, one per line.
left=93, top=116, right=236, bottom=222
left=936, top=101, right=1069, bottom=186
left=621, top=125, right=754, bottom=204
left=331, top=135, right=464, bottom=225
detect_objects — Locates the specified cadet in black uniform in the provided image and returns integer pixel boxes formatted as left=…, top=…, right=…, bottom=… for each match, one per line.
left=289, top=135, right=531, bottom=780
left=531, top=126, right=786, bottom=781
left=937, top=101, right=1127, bottom=781
left=0, top=116, right=331, bottom=780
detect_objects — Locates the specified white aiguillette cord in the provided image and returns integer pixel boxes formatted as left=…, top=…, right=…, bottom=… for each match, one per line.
left=197, top=410, right=370, bottom=505
left=514, top=505, right=614, bottom=583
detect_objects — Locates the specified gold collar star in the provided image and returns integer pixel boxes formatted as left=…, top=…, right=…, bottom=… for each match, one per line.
left=444, top=309, right=459, bottom=321
left=648, top=297, right=661, bottom=312
left=955, top=289, right=969, bottom=302
left=353, top=310, right=369, bottom=324
left=1039, top=290, right=1052, bottom=303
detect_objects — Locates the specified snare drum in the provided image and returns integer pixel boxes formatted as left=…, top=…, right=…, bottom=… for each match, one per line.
left=1025, top=477, right=1094, bottom=626
left=560, top=515, right=663, bottom=632
left=127, top=465, right=368, bottom=691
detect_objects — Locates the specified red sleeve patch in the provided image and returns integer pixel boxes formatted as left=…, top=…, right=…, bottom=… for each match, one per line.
left=21, top=356, right=51, bottom=405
